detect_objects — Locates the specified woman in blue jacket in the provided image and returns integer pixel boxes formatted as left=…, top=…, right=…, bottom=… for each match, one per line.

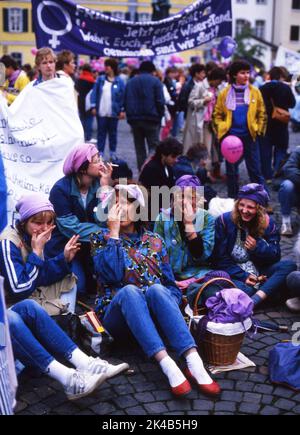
left=0, top=193, right=80, bottom=313
left=213, top=183, right=296, bottom=306
left=91, top=58, right=125, bottom=161
left=91, top=183, right=221, bottom=398
left=46, top=143, right=112, bottom=295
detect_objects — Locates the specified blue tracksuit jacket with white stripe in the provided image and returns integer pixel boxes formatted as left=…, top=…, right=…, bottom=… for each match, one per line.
left=0, top=226, right=71, bottom=306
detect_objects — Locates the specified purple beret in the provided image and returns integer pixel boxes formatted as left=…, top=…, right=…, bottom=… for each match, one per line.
left=175, top=175, right=201, bottom=189
left=63, top=143, right=98, bottom=176
left=16, top=193, right=54, bottom=222
left=237, top=183, right=270, bottom=207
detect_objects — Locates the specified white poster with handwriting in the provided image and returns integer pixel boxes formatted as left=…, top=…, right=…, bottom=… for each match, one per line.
left=0, top=78, right=84, bottom=223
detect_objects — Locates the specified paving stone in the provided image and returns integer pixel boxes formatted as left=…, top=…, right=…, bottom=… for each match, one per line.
left=134, top=382, right=158, bottom=393
left=221, top=390, right=243, bottom=402
left=274, top=399, right=296, bottom=411
left=249, top=373, right=268, bottom=383
left=113, top=395, right=139, bottom=409
left=152, top=390, right=174, bottom=401
left=227, top=372, right=249, bottom=381
left=144, top=402, right=169, bottom=414
left=239, top=402, right=261, bottom=414
left=167, top=400, right=191, bottom=411
left=253, top=384, right=274, bottom=395
left=193, top=400, right=214, bottom=411
left=126, top=406, right=147, bottom=415
left=261, top=395, right=274, bottom=405
left=43, top=392, right=68, bottom=408
left=113, top=384, right=135, bottom=396
left=14, top=401, right=28, bottom=413
left=134, top=392, right=155, bottom=403
left=260, top=336, right=279, bottom=345
left=273, top=387, right=295, bottom=399
left=217, top=380, right=235, bottom=390
left=260, top=406, right=280, bottom=415
left=20, top=391, right=41, bottom=406
left=53, top=403, right=79, bottom=415
left=90, top=402, right=117, bottom=415
left=215, top=401, right=237, bottom=412
left=235, top=382, right=255, bottom=392
left=26, top=402, right=51, bottom=415
left=34, top=386, right=56, bottom=400
left=250, top=341, right=267, bottom=350
left=243, top=393, right=262, bottom=403
left=110, top=411, right=127, bottom=415
left=293, top=405, right=300, bottom=414
left=128, top=374, right=148, bottom=384
left=292, top=393, right=300, bottom=402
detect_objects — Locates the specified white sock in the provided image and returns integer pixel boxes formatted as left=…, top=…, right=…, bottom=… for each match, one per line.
left=159, top=356, right=186, bottom=388
left=186, top=351, right=213, bottom=385
left=46, top=360, right=73, bottom=387
left=68, top=348, right=91, bottom=370
left=282, top=216, right=292, bottom=226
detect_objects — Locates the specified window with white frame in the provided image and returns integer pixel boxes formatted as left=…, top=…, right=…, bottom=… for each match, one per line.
left=138, top=13, right=151, bottom=22
left=111, top=11, right=126, bottom=21
left=255, top=20, right=266, bottom=38
left=256, top=0, right=267, bottom=4
left=236, top=19, right=250, bottom=35
left=8, top=8, right=23, bottom=33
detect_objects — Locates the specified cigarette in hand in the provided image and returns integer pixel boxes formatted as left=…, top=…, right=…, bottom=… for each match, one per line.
left=111, top=164, right=119, bottom=167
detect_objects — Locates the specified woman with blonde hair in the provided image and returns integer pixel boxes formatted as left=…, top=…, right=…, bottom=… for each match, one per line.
left=213, top=183, right=296, bottom=306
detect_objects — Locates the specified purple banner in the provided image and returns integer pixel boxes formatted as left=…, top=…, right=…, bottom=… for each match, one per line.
left=32, top=0, right=232, bottom=57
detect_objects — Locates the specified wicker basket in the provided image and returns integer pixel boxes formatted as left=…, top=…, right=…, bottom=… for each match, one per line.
left=196, top=329, right=245, bottom=366
left=191, top=278, right=245, bottom=366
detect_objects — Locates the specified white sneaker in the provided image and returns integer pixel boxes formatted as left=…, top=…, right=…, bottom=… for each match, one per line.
left=281, top=223, right=293, bottom=237
left=286, top=297, right=300, bottom=313
left=84, top=357, right=129, bottom=379
left=64, top=369, right=106, bottom=401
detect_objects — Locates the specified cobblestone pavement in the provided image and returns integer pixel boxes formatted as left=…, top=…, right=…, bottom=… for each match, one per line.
left=15, top=124, right=300, bottom=415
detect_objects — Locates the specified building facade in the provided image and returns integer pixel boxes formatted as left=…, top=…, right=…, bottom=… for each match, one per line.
left=273, top=0, right=300, bottom=51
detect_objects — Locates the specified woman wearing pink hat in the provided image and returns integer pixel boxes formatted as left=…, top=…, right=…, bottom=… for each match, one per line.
left=45, top=143, right=113, bottom=295
left=0, top=193, right=80, bottom=314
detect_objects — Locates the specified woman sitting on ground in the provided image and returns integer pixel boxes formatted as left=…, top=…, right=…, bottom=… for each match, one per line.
left=213, top=183, right=296, bottom=306
left=154, top=175, right=215, bottom=282
left=46, top=143, right=112, bottom=295
left=90, top=183, right=221, bottom=398
left=0, top=193, right=79, bottom=315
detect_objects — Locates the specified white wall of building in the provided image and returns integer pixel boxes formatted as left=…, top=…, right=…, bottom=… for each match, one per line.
left=274, top=0, right=300, bottom=51
left=232, top=0, right=274, bottom=43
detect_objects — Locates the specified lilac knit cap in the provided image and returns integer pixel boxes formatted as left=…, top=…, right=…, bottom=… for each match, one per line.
left=63, top=143, right=98, bottom=175
left=16, top=193, right=54, bottom=222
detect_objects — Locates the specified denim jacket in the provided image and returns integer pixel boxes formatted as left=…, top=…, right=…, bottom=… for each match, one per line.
left=213, top=212, right=281, bottom=282
left=90, top=75, right=125, bottom=118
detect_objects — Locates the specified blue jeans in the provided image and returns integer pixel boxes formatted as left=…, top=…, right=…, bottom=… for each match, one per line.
left=259, top=128, right=289, bottom=179
left=226, top=135, right=266, bottom=198
left=278, top=180, right=300, bottom=216
left=80, top=113, right=94, bottom=142
left=97, top=116, right=119, bottom=154
left=7, top=300, right=77, bottom=372
left=102, top=284, right=195, bottom=358
left=233, top=260, right=297, bottom=298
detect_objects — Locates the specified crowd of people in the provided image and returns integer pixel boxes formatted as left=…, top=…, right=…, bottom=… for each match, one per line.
left=1, top=46, right=300, bottom=411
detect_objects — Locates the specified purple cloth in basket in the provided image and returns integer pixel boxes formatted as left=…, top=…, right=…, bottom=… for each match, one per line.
left=205, top=288, right=254, bottom=324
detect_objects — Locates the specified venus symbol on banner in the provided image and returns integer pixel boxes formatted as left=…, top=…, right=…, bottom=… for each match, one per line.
left=37, top=1, right=72, bottom=49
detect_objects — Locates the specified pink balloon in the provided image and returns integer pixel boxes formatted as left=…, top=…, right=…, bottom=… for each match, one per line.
left=31, top=48, right=38, bottom=55
left=221, top=136, right=244, bottom=164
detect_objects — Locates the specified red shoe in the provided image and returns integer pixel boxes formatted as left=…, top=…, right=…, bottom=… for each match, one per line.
left=171, top=379, right=192, bottom=397
left=184, top=368, right=221, bottom=398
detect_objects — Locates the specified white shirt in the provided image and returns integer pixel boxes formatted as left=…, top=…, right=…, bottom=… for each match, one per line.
left=99, top=79, right=113, bottom=117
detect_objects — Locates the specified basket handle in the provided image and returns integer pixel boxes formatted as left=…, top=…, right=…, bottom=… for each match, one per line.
left=193, top=277, right=235, bottom=316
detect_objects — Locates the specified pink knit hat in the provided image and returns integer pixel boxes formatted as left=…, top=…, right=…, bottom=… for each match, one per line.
left=16, top=193, right=54, bottom=222
left=63, top=143, right=99, bottom=175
